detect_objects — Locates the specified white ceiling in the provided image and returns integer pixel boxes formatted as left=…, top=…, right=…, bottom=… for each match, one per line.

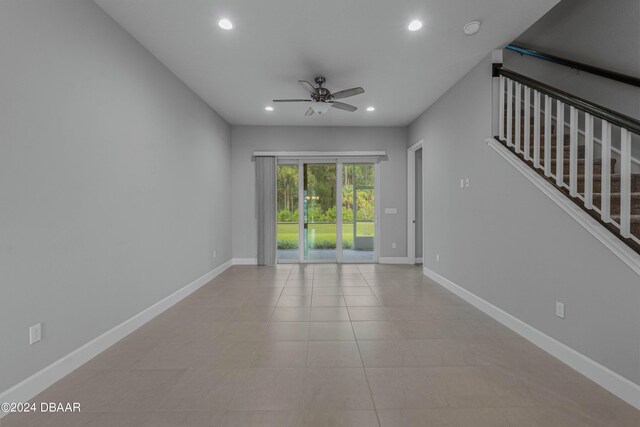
left=94, top=0, right=558, bottom=126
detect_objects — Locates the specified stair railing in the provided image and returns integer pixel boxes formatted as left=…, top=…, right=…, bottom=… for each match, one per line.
left=495, top=66, right=640, bottom=246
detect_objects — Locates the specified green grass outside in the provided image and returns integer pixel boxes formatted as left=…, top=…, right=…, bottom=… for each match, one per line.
left=277, top=222, right=373, bottom=249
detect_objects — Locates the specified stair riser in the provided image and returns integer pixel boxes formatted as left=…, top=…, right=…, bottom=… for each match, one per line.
left=511, top=125, right=558, bottom=135
left=516, top=134, right=569, bottom=144
left=575, top=176, right=640, bottom=193
left=609, top=220, right=640, bottom=238
left=549, top=160, right=612, bottom=175
left=525, top=145, right=585, bottom=158
left=593, top=195, right=640, bottom=215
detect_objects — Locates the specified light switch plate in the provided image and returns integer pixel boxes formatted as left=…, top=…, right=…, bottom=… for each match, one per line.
left=556, top=302, right=565, bottom=319
left=29, top=323, right=42, bottom=345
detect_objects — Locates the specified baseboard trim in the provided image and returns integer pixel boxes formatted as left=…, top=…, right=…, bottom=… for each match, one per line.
left=378, top=257, right=412, bottom=264
left=0, top=259, right=233, bottom=417
left=232, top=258, right=258, bottom=265
left=415, top=257, right=423, bottom=263
left=486, top=137, right=640, bottom=277
left=423, top=266, right=640, bottom=410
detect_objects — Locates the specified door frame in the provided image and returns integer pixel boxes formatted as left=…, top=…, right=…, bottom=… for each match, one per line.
left=407, top=139, right=423, bottom=265
left=275, top=157, right=380, bottom=264
left=339, top=161, right=380, bottom=264
left=300, top=160, right=339, bottom=264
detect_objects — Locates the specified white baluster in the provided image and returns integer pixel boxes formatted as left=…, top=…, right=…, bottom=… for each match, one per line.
left=555, top=101, right=565, bottom=187
left=524, top=88, right=531, bottom=161
left=533, top=91, right=541, bottom=167
left=544, top=95, right=552, bottom=176
left=569, top=107, right=578, bottom=196
left=515, top=83, right=521, bottom=153
left=601, top=120, right=611, bottom=223
left=506, top=79, right=513, bottom=146
left=499, top=76, right=505, bottom=141
left=620, top=128, right=632, bottom=237
left=584, top=113, right=594, bottom=209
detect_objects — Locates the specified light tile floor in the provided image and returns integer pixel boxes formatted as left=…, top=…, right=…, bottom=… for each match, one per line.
left=4, top=264, right=640, bottom=426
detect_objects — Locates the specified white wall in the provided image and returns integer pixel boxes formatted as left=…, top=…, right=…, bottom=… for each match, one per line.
left=231, top=126, right=408, bottom=260
left=409, top=54, right=640, bottom=384
left=505, top=0, right=640, bottom=119
left=504, top=0, right=640, bottom=163
left=0, top=0, right=231, bottom=393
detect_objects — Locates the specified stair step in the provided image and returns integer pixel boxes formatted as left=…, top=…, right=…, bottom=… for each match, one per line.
left=513, top=125, right=557, bottom=134
left=593, top=193, right=640, bottom=215
left=550, top=158, right=616, bottom=175
left=526, top=143, right=584, bottom=157
left=609, top=215, right=640, bottom=237
left=518, top=133, right=568, bottom=142
left=574, top=174, right=640, bottom=193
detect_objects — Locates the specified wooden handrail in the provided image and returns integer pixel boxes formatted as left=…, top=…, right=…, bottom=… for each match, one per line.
left=496, top=67, right=640, bottom=135
left=506, top=44, right=640, bottom=88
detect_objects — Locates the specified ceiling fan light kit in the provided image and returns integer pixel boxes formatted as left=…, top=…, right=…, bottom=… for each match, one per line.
left=273, top=76, right=364, bottom=116
left=309, top=102, right=332, bottom=115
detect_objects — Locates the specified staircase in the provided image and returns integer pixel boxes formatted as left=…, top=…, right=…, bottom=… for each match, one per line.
left=496, top=67, right=640, bottom=253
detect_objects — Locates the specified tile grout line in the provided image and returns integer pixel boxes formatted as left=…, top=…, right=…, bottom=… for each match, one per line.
left=351, top=264, right=382, bottom=427
left=303, top=264, right=315, bottom=412
left=226, top=264, right=292, bottom=411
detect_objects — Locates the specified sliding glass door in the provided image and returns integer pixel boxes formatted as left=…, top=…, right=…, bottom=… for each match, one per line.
left=341, top=163, right=375, bottom=262
left=304, top=163, right=337, bottom=262
left=276, top=159, right=377, bottom=263
left=276, top=163, right=299, bottom=261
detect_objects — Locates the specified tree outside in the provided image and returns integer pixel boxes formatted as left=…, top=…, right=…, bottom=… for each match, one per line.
left=277, top=163, right=374, bottom=250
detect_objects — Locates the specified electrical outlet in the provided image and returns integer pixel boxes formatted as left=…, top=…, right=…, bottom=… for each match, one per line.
left=29, top=323, right=41, bottom=345
left=436, top=254, right=440, bottom=263
left=465, top=178, right=470, bottom=188
left=213, top=251, right=217, bottom=258
left=556, top=302, right=565, bottom=319
left=392, top=242, right=397, bottom=249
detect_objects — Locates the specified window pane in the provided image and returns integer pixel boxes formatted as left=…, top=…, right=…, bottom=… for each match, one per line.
left=304, top=163, right=336, bottom=261
left=355, top=164, right=375, bottom=187
left=342, top=163, right=374, bottom=261
left=277, top=164, right=299, bottom=261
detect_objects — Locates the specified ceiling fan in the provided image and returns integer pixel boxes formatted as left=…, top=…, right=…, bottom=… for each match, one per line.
left=273, top=76, right=364, bottom=116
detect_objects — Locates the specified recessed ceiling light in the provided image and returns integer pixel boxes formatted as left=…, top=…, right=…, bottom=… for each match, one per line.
left=463, top=20, right=481, bottom=35
left=407, top=20, right=423, bottom=31
left=366, top=106, right=375, bottom=112
left=265, top=106, right=274, bottom=111
left=218, top=18, right=233, bottom=30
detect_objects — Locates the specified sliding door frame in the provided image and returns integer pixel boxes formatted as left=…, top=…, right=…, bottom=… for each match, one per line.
left=336, top=159, right=344, bottom=263
left=300, top=159, right=338, bottom=264
left=275, top=156, right=380, bottom=264
left=339, top=160, right=380, bottom=264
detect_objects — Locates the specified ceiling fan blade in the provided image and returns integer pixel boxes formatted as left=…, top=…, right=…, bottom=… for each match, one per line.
left=298, top=80, right=317, bottom=96
left=330, top=101, right=357, bottom=112
left=273, top=99, right=311, bottom=102
left=305, top=107, right=315, bottom=116
left=331, top=87, right=364, bottom=100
